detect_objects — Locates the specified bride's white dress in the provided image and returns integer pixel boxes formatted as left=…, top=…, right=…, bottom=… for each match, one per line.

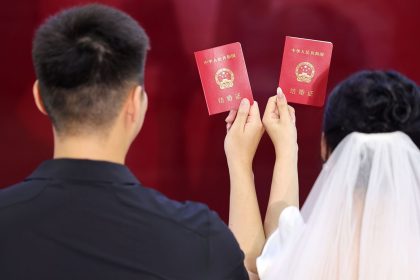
left=257, top=132, right=420, bottom=280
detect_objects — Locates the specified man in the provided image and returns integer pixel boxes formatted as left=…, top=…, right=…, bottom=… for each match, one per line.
left=0, top=4, right=247, bottom=280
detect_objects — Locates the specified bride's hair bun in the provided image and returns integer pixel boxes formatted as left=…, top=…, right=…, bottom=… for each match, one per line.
left=323, top=70, right=420, bottom=150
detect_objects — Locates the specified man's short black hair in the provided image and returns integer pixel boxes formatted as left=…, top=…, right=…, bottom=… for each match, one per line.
left=32, top=4, right=150, bottom=134
left=323, top=70, right=420, bottom=150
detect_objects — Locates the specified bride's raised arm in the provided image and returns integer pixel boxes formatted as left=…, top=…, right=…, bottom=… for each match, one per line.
left=224, top=99, right=266, bottom=278
left=262, top=88, right=299, bottom=238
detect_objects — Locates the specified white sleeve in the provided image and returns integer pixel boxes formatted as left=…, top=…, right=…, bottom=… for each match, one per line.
left=256, top=206, right=304, bottom=279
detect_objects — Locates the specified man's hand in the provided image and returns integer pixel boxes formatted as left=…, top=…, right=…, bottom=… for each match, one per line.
left=262, top=87, right=297, bottom=159
left=224, top=98, right=265, bottom=168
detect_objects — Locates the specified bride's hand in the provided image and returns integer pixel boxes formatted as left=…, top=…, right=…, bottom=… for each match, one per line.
left=262, top=87, right=297, bottom=159
left=224, top=98, right=265, bottom=168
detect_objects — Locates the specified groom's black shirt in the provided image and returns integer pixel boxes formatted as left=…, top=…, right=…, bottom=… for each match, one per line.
left=0, top=159, right=248, bottom=280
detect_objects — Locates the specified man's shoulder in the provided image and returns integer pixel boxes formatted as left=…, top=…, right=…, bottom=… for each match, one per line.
left=128, top=186, right=247, bottom=278
left=0, top=180, right=46, bottom=209
left=118, top=184, right=230, bottom=237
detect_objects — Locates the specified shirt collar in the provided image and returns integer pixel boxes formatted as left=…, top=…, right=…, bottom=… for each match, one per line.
left=26, top=159, right=140, bottom=185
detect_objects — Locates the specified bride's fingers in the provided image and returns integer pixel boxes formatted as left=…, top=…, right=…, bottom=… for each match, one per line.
left=226, top=122, right=232, bottom=132
left=248, top=101, right=261, bottom=121
left=288, top=105, right=296, bottom=124
left=276, top=87, right=290, bottom=121
left=263, top=96, right=278, bottom=121
left=225, top=110, right=237, bottom=124
left=231, top=98, right=251, bottom=130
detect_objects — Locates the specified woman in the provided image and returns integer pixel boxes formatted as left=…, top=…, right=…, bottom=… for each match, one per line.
left=225, top=70, right=420, bottom=279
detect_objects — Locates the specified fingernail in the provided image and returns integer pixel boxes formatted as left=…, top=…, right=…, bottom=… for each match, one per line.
left=240, top=98, right=249, bottom=108
left=277, top=87, right=284, bottom=99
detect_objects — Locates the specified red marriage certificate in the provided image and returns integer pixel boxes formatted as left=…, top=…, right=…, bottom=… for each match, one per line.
left=279, top=36, right=333, bottom=107
left=195, top=42, right=254, bottom=115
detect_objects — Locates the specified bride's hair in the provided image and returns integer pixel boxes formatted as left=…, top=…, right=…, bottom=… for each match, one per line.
left=323, top=70, right=420, bottom=150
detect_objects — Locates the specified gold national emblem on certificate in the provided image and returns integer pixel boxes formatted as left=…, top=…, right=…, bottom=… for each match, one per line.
left=215, top=68, right=234, bottom=89
left=295, top=62, right=315, bottom=83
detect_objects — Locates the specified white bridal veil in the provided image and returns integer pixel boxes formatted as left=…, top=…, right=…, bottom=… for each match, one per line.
left=258, top=131, right=420, bottom=280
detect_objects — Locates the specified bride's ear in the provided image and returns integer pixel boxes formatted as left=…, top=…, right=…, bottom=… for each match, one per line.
left=321, top=132, right=329, bottom=162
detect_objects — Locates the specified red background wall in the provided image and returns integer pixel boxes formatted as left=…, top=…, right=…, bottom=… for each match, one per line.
left=0, top=0, right=418, bottom=222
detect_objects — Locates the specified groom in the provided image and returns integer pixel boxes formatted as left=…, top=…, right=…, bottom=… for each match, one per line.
left=0, top=4, right=248, bottom=280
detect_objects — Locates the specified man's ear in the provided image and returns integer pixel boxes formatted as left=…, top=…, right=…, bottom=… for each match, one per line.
left=125, top=85, right=142, bottom=123
left=321, top=132, right=329, bottom=162
left=33, top=80, right=48, bottom=115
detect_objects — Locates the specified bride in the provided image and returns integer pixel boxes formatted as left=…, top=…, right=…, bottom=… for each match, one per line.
left=224, top=70, right=420, bottom=279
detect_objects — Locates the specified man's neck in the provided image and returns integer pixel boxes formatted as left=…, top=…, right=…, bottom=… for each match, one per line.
left=53, top=134, right=127, bottom=165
